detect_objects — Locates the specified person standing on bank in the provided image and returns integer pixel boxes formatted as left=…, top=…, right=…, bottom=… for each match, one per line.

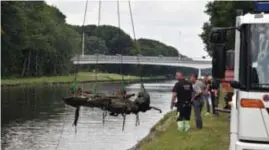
left=203, top=75, right=212, bottom=115
left=190, top=74, right=205, bottom=129
left=210, top=78, right=219, bottom=115
left=170, top=72, right=193, bottom=131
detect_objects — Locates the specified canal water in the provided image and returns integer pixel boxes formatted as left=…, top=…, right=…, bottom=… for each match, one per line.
left=1, top=80, right=175, bottom=150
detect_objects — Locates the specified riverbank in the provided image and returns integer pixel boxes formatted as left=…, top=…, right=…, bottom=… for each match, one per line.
left=132, top=91, right=230, bottom=150
left=137, top=111, right=229, bottom=150
left=128, top=111, right=177, bottom=150
left=1, top=72, right=166, bottom=87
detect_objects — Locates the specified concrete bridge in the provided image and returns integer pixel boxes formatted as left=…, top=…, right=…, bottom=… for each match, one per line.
left=71, top=55, right=212, bottom=78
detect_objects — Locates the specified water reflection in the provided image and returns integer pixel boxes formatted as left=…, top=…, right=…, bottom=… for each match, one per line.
left=1, top=81, right=174, bottom=150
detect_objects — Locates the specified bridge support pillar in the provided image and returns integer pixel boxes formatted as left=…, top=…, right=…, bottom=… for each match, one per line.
left=198, top=69, right=202, bottom=79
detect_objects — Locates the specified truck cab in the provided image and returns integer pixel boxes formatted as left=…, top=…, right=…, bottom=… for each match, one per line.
left=209, top=2, right=269, bottom=150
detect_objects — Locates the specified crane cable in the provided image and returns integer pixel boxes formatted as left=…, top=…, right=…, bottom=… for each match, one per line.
left=128, top=0, right=143, bottom=83
left=117, top=0, right=126, bottom=92
left=71, top=0, right=89, bottom=92
left=56, top=1, right=89, bottom=150
left=93, top=0, right=102, bottom=95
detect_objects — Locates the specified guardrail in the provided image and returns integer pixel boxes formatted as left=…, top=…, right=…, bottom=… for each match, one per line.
left=71, top=55, right=206, bottom=63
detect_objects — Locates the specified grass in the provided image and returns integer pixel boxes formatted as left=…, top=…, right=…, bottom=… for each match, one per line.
left=1, top=72, right=165, bottom=86
left=139, top=88, right=230, bottom=150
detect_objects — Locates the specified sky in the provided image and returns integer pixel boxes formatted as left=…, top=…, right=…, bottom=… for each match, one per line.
left=46, top=0, right=211, bottom=60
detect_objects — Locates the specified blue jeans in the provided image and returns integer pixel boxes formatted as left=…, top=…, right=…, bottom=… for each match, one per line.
left=204, top=95, right=211, bottom=113
left=193, top=98, right=204, bottom=129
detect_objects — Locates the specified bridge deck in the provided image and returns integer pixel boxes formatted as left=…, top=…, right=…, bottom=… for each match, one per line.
left=71, top=55, right=212, bottom=69
left=71, top=55, right=212, bottom=77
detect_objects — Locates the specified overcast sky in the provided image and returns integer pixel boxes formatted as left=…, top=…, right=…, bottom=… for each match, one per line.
left=46, top=0, right=211, bottom=60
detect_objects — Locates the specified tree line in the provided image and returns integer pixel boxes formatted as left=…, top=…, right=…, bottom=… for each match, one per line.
left=1, top=1, right=197, bottom=79
left=199, top=1, right=255, bottom=55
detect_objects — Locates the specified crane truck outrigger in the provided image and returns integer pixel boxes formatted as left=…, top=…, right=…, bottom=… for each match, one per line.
left=209, top=2, right=269, bottom=150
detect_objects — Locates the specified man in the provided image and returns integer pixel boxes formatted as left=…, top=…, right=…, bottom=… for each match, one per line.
left=190, top=74, right=205, bottom=129
left=171, top=72, right=193, bottom=131
left=203, top=75, right=211, bottom=115
left=210, top=78, right=219, bottom=115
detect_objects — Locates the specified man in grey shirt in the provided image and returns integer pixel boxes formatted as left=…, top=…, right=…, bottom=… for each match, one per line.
left=190, top=74, right=205, bottom=129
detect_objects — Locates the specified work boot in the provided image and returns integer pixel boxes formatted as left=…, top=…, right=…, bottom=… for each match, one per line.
left=184, top=121, right=190, bottom=132
left=205, top=112, right=210, bottom=116
left=175, top=112, right=179, bottom=119
left=177, top=121, right=184, bottom=131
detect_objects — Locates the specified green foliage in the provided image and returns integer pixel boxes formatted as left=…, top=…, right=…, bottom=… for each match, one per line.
left=1, top=1, right=81, bottom=77
left=200, top=1, right=255, bottom=55
left=84, top=36, right=108, bottom=54
left=138, top=38, right=179, bottom=56
left=1, top=1, right=195, bottom=78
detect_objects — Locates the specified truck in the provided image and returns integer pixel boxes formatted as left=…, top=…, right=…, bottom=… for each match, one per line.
left=209, top=2, right=269, bottom=150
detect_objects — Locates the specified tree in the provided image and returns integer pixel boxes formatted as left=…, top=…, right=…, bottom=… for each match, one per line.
left=1, top=1, right=80, bottom=77
left=1, top=1, right=194, bottom=78
left=199, top=1, right=255, bottom=55
left=84, top=36, right=108, bottom=54
left=137, top=38, right=180, bottom=56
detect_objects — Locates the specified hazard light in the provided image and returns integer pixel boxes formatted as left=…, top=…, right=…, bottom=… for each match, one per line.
left=240, top=99, right=265, bottom=108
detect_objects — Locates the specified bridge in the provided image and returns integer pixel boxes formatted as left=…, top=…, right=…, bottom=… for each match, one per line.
left=71, top=55, right=212, bottom=78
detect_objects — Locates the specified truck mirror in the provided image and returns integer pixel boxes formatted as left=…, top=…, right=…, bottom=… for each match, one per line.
left=209, top=27, right=235, bottom=44
left=212, top=45, right=226, bottom=79
left=226, top=50, right=235, bottom=70
left=209, top=28, right=228, bottom=44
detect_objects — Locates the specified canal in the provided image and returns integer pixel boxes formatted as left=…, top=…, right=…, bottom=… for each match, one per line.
left=1, top=80, right=175, bottom=150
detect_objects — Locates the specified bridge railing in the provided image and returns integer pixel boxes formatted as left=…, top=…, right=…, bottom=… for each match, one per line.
left=71, top=55, right=192, bottom=62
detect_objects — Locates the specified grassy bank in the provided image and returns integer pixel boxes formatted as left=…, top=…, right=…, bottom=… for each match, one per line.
left=1, top=72, right=166, bottom=86
left=139, top=111, right=230, bottom=150
left=129, top=111, right=177, bottom=150
left=137, top=89, right=230, bottom=150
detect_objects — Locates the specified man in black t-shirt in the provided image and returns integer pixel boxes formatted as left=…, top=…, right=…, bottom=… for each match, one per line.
left=171, top=72, right=193, bottom=131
